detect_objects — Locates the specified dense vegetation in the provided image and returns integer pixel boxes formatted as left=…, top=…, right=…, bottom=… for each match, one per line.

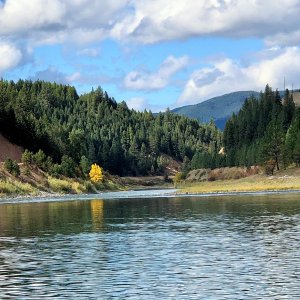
left=172, top=91, right=259, bottom=129
left=0, top=79, right=221, bottom=176
left=223, top=85, right=300, bottom=172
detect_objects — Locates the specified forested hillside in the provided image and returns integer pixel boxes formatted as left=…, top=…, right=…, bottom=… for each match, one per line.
left=172, top=91, right=259, bottom=129
left=223, top=85, right=300, bottom=171
left=0, top=79, right=222, bottom=176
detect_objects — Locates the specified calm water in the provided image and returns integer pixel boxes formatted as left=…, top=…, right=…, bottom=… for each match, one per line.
left=0, top=191, right=300, bottom=299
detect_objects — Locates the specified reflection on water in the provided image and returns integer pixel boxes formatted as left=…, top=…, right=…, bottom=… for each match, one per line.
left=90, top=199, right=104, bottom=231
left=0, top=193, right=300, bottom=299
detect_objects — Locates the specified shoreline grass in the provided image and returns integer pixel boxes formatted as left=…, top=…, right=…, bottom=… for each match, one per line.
left=178, top=175, right=300, bottom=194
left=0, top=179, right=38, bottom=196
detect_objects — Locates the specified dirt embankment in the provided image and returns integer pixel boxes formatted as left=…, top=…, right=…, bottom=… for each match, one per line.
left=179, top=166, right=300, bottom=194
left=185, top=166, right=261, bottom=182
left=292, top=91, right=300, bottom=107
left=0, top=133, right=23, bottom=162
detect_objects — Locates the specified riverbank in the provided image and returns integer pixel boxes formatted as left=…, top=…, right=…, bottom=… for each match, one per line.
left=0, top=163, right=126, bottom=198
left=0, top=163, right=173, bottom=198
left=178, top=167, right=300, bottom=194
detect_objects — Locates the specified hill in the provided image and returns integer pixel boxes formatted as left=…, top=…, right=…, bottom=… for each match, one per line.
left=0, top=79, right=222, bottom=177
left=172, top=91, right=259, bottom=129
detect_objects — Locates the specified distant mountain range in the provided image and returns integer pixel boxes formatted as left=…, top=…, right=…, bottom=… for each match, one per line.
left=172, top=91, right=260, bottom=129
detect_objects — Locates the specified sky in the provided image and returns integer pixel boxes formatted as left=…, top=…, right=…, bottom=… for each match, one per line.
left=1, top=0, right=300, bottom=112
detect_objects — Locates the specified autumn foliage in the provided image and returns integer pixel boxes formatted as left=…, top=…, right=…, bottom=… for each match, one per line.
left=89, top=164, right=104, bottom=183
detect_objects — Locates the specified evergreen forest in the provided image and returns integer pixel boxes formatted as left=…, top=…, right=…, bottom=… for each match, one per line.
left=1, top=79, right=299, bottom=178
left=222, top=85, right=300, bottom=171
left=0, top=79, right=222, bottom=176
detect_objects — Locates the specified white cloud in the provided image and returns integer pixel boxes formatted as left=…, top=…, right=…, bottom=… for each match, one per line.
left=126, top=97, right=166, bottom=112
left=123, top=55, right=189, bottom=90
left=0, top=0, right=65, bottom=36
left=266, top=30, right=300, bottom=47
left=126, top=97, right=147, bottom=110
left=111, top=0, right=300, bottom=45
left=0, top=42, right=22, bottom=73
left=0, top=0, right=128, bottom=46
left=178, top=47, right=300, bottom=105
left=1, top=0, right=300, bottom=46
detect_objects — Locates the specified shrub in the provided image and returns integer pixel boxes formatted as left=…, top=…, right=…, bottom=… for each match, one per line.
left=47, top=177, right=72, bottom=193
left=21, top=149, right=33, bottom=164
left=49, top=163, right=62, bottom=177
left=4, top=159, right=20, bottom=177
left=45, top=156, right=54, bottom=172
left=173, top=172, right=184, bottom=186
left=0, top=179, right=36, bottom=195
left=33, top=149, right=47, bottom=169
left=84, top=181, right=97, bottom=193
left=23, top=166, right=31, bottom=176
left=265, top=160, right=276, bottom=175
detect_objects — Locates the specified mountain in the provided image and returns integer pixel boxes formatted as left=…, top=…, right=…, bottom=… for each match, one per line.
left=172, top=91, right=260, bottom=129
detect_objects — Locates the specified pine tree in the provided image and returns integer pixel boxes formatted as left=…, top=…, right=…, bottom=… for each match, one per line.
left=260, top=118, right=284, bottom=170
left=293, top=132, right=300, bottom=166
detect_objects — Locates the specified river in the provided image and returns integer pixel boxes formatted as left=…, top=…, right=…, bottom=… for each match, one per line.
left=0, top=190, right=299, bottom=299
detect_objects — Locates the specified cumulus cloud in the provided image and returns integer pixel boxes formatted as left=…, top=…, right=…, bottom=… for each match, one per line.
left=0, top=42, right=22, bottom=73
left=0, top=0, right=128, bottom=44
left=2, top=0, right=300, bottom=104
left=126, top=97, right=147, bottom=111
left=126, top=97, right=166, bottom=112
left=266, top=30, right=300, bottom=48
left=0, top=0, right=65, bottom=36
left=111, top=0, right=300, bottom=45
left=178, top=47, right=300, bottom=105
left=124, top=55, right=189, bottom=90
left=1, top=0, right=300, bottom=46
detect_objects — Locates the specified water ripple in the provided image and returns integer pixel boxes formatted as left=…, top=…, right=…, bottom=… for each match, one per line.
left=0, top=193, right=300, bottom=299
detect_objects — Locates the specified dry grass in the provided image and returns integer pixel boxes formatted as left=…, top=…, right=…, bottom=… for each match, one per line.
left=208, top=166, right=260, bottom=181
left=0, top=179, right=37, bottom=196
left=0, top=161, right=124, bottom=197
left=47, top=177, right=88, bottom=194
left=185, top=166, right=261, bottom=182
left=179, top=174, right=300, bottom=194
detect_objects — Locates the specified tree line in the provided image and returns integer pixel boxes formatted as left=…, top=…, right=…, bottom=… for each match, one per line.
left=222, top=85, right=300, bottom=172
left=0, top=79, right=222, bottom=176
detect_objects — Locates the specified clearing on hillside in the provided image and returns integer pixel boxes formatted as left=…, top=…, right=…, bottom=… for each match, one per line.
left=0, top=133, right=23, bottom=162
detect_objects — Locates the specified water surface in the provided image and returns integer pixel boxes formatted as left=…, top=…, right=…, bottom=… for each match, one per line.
left=0, top=191, right=300, bottom=299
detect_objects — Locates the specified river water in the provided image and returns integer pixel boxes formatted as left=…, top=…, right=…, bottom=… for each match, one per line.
left=0, top=190, right=299, bottom=299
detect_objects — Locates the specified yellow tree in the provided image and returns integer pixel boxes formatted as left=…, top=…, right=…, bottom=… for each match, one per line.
left=89, top=163, right=104, bottom=183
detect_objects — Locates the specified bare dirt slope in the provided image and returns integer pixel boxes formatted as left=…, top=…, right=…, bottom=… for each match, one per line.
left=0, top=133, right=23, bottom=162
left=292, top=91, right=300, bottom=107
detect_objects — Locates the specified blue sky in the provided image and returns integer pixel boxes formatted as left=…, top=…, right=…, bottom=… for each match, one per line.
left=1, top=1, right=300, bottom=111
